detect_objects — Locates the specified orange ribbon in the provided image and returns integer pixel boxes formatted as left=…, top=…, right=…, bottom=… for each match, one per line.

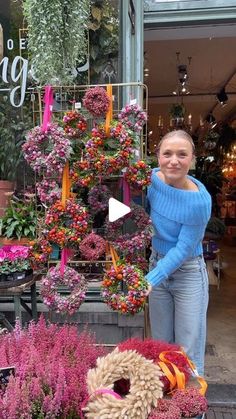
left=158, top=350, right=208, bottom=395
left=105, top=84, right=113, bottom=136
left=61, top=161, right=71, bottom=207
left=106, top=242, right=119, bottom=272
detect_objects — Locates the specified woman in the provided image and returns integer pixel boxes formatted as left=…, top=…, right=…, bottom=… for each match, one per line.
left=146, top=130, right=212, bottom=375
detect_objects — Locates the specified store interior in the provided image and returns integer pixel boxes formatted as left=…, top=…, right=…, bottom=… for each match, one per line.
left=144, top=22, right=236, bottom=390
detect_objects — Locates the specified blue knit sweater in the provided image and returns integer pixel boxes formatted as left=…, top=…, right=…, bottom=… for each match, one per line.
left=146, top=168, right=212, bottom=286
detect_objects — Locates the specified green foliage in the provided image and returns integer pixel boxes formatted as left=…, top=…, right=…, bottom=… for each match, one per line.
left=0, top=91, right=32, bottom=181
left=206, top=217, right=226, bottom=238
left=1, top=196, right=40, bottom=240
left=23, top=0, right=90, bottom=85
left=89, top=0, right=119, bottom=81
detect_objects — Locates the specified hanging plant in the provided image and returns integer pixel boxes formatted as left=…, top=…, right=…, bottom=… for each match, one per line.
left=23, top=0, right=90, bottom=85
left=169, top=104, right=185, bottom=118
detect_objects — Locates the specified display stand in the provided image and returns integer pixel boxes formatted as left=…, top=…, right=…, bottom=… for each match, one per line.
left=0, top=274, right=38, bottom=330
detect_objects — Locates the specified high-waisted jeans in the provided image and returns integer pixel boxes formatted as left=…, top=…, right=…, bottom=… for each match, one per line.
left=149, top=249, right=209, bottom=376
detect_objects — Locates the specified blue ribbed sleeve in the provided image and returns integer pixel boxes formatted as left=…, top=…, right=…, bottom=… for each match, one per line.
left=145, top=168, right=212, bottom=286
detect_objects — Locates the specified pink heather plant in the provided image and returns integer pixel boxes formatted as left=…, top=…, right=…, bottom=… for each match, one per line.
left=172, top=387, right=208, bottom=417
left=149, top=399, right=181, bottom=419
left=0, top=317, right=106, bottom=418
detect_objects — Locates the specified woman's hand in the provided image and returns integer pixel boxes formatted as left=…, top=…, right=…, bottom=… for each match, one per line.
left=147, top=284, right=152, bottom=295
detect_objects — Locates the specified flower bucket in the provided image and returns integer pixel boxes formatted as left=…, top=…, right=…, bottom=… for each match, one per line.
left=50, top=244, right=60, bottom=260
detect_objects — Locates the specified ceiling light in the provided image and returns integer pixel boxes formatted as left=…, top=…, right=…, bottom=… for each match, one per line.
left=216, top=88, right=228, bottom=106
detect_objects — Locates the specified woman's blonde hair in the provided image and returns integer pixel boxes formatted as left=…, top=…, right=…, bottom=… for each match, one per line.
left=156, top=130, right=195, bottom=155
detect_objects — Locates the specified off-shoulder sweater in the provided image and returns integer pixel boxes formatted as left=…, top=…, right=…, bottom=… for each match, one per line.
left=146, top=168, right=212, bottom=286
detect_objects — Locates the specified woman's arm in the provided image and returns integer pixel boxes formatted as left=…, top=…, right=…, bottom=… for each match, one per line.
left=146, top=223, right=207, bottom=286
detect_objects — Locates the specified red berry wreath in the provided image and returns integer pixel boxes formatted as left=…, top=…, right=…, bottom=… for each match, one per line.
left=85, top=123, right=134, bottom=176
left=101, top=262, right=149, bottom=314
left=124, top=160, right=152, bottom=189
left=45, top=198, right=90, bottom=248
left=62, top=110, right=87, bottom=138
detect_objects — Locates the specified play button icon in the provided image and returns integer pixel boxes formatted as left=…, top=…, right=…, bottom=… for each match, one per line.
left=108, top=198, right=131, bottom=222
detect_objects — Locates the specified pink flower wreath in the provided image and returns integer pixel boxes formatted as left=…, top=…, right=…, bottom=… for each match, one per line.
left=83, top=86, right=110, bottom=117
left=87, top=184, right=111, bottom=213
left=79, top=233, right=106, bottom=260
left=105, top=203, right=153, bottom=254
left=41, top=265, right=87, bottom=315
left=22, top=123, right=72, bottom=176
left=118, top=104, right=147, bottom=132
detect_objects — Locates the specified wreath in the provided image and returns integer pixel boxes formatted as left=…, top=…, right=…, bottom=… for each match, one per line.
left=70, top=160, right=95, bottom=188
left=36, top=179, right=61, bottom=205
left=28, top=238, right=52, bottom=269
left=79, top=233, right=106, bottom=260
left=105, top=203, right=153, bottom=254
left=101, top=262, right=149, bottom=314
left=84, top=348, right=163, bottom=418
left=45, top=198, right=90, bottom=248
left=41, top=265, right=87, bottom=315
left=85, top=123, right=133, bottom=176
left=118, top=104, right=147, bottom=132
left=83, top=86, right=110, bottom=117
left=87, top=184, right=111, bottom=213
left=62, top=110, right=87, bottom=138
left=124, top=160, right=152, bottom=189
left=22, top=123, right=72, bottom=176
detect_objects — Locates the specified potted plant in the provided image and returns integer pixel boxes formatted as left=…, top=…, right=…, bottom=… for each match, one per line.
left=0, top=195, right=41, bottom=245
left=169, top=103, right=185, bottom=119
left=0, top=245, right=32, bottom=285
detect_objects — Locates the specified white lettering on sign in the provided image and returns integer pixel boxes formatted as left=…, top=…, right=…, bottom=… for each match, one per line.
left=0, top=56, right=28, bottom=107
left=6, top=38, right=27, bottom=50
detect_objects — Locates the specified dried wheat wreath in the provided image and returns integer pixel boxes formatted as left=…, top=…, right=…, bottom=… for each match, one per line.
left=84, top=348, right=163, bottom=419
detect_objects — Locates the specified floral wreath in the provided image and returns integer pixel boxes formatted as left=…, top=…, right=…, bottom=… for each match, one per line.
left=125, top=254, right=148, bottom=272
left=41, top=265, right=87, bottom=315
left=36, top=179, right=61, bottom=206
left=84, top=348, right=163, bottom=418
left=118, top=104, right=147, bottom=133
left=45, top=198, right=90, bottom=248
left=105, top=203, right=153, bottom=254
left=87, top=184, right=111, bottom=213
left=124, top=160, right=152, bottom=189
left=85, top=123, right=133, bottom=176
left=62, top=110, right=87, bottom=138
left=101, top=261, right=149, bottom=314
left=79, top=233, right=106, bottom=260
left=22, top=123, right=72, bottom=176
left=28, top=238, right=52, bottom=269
left=70, top=160, right=95, bottom=188
left=83, top=86, right=110, bottom=117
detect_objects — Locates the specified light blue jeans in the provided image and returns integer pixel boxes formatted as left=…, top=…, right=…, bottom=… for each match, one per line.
left=149, top=249, right=209, bottom=376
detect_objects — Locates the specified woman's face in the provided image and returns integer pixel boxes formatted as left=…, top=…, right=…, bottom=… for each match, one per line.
left=158, top=135, right=194, bottom=184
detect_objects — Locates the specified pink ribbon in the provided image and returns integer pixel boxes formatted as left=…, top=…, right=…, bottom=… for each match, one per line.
left=119, top=176, right=131, bottom=206
left=80, top=388, right=122, bottom=418
left=60, top=248, right=72, bottom=275
left=42, top=85, right=53, bottom=132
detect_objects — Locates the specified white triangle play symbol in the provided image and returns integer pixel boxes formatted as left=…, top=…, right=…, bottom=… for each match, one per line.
left=108, top=198, right=131, bottom=222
